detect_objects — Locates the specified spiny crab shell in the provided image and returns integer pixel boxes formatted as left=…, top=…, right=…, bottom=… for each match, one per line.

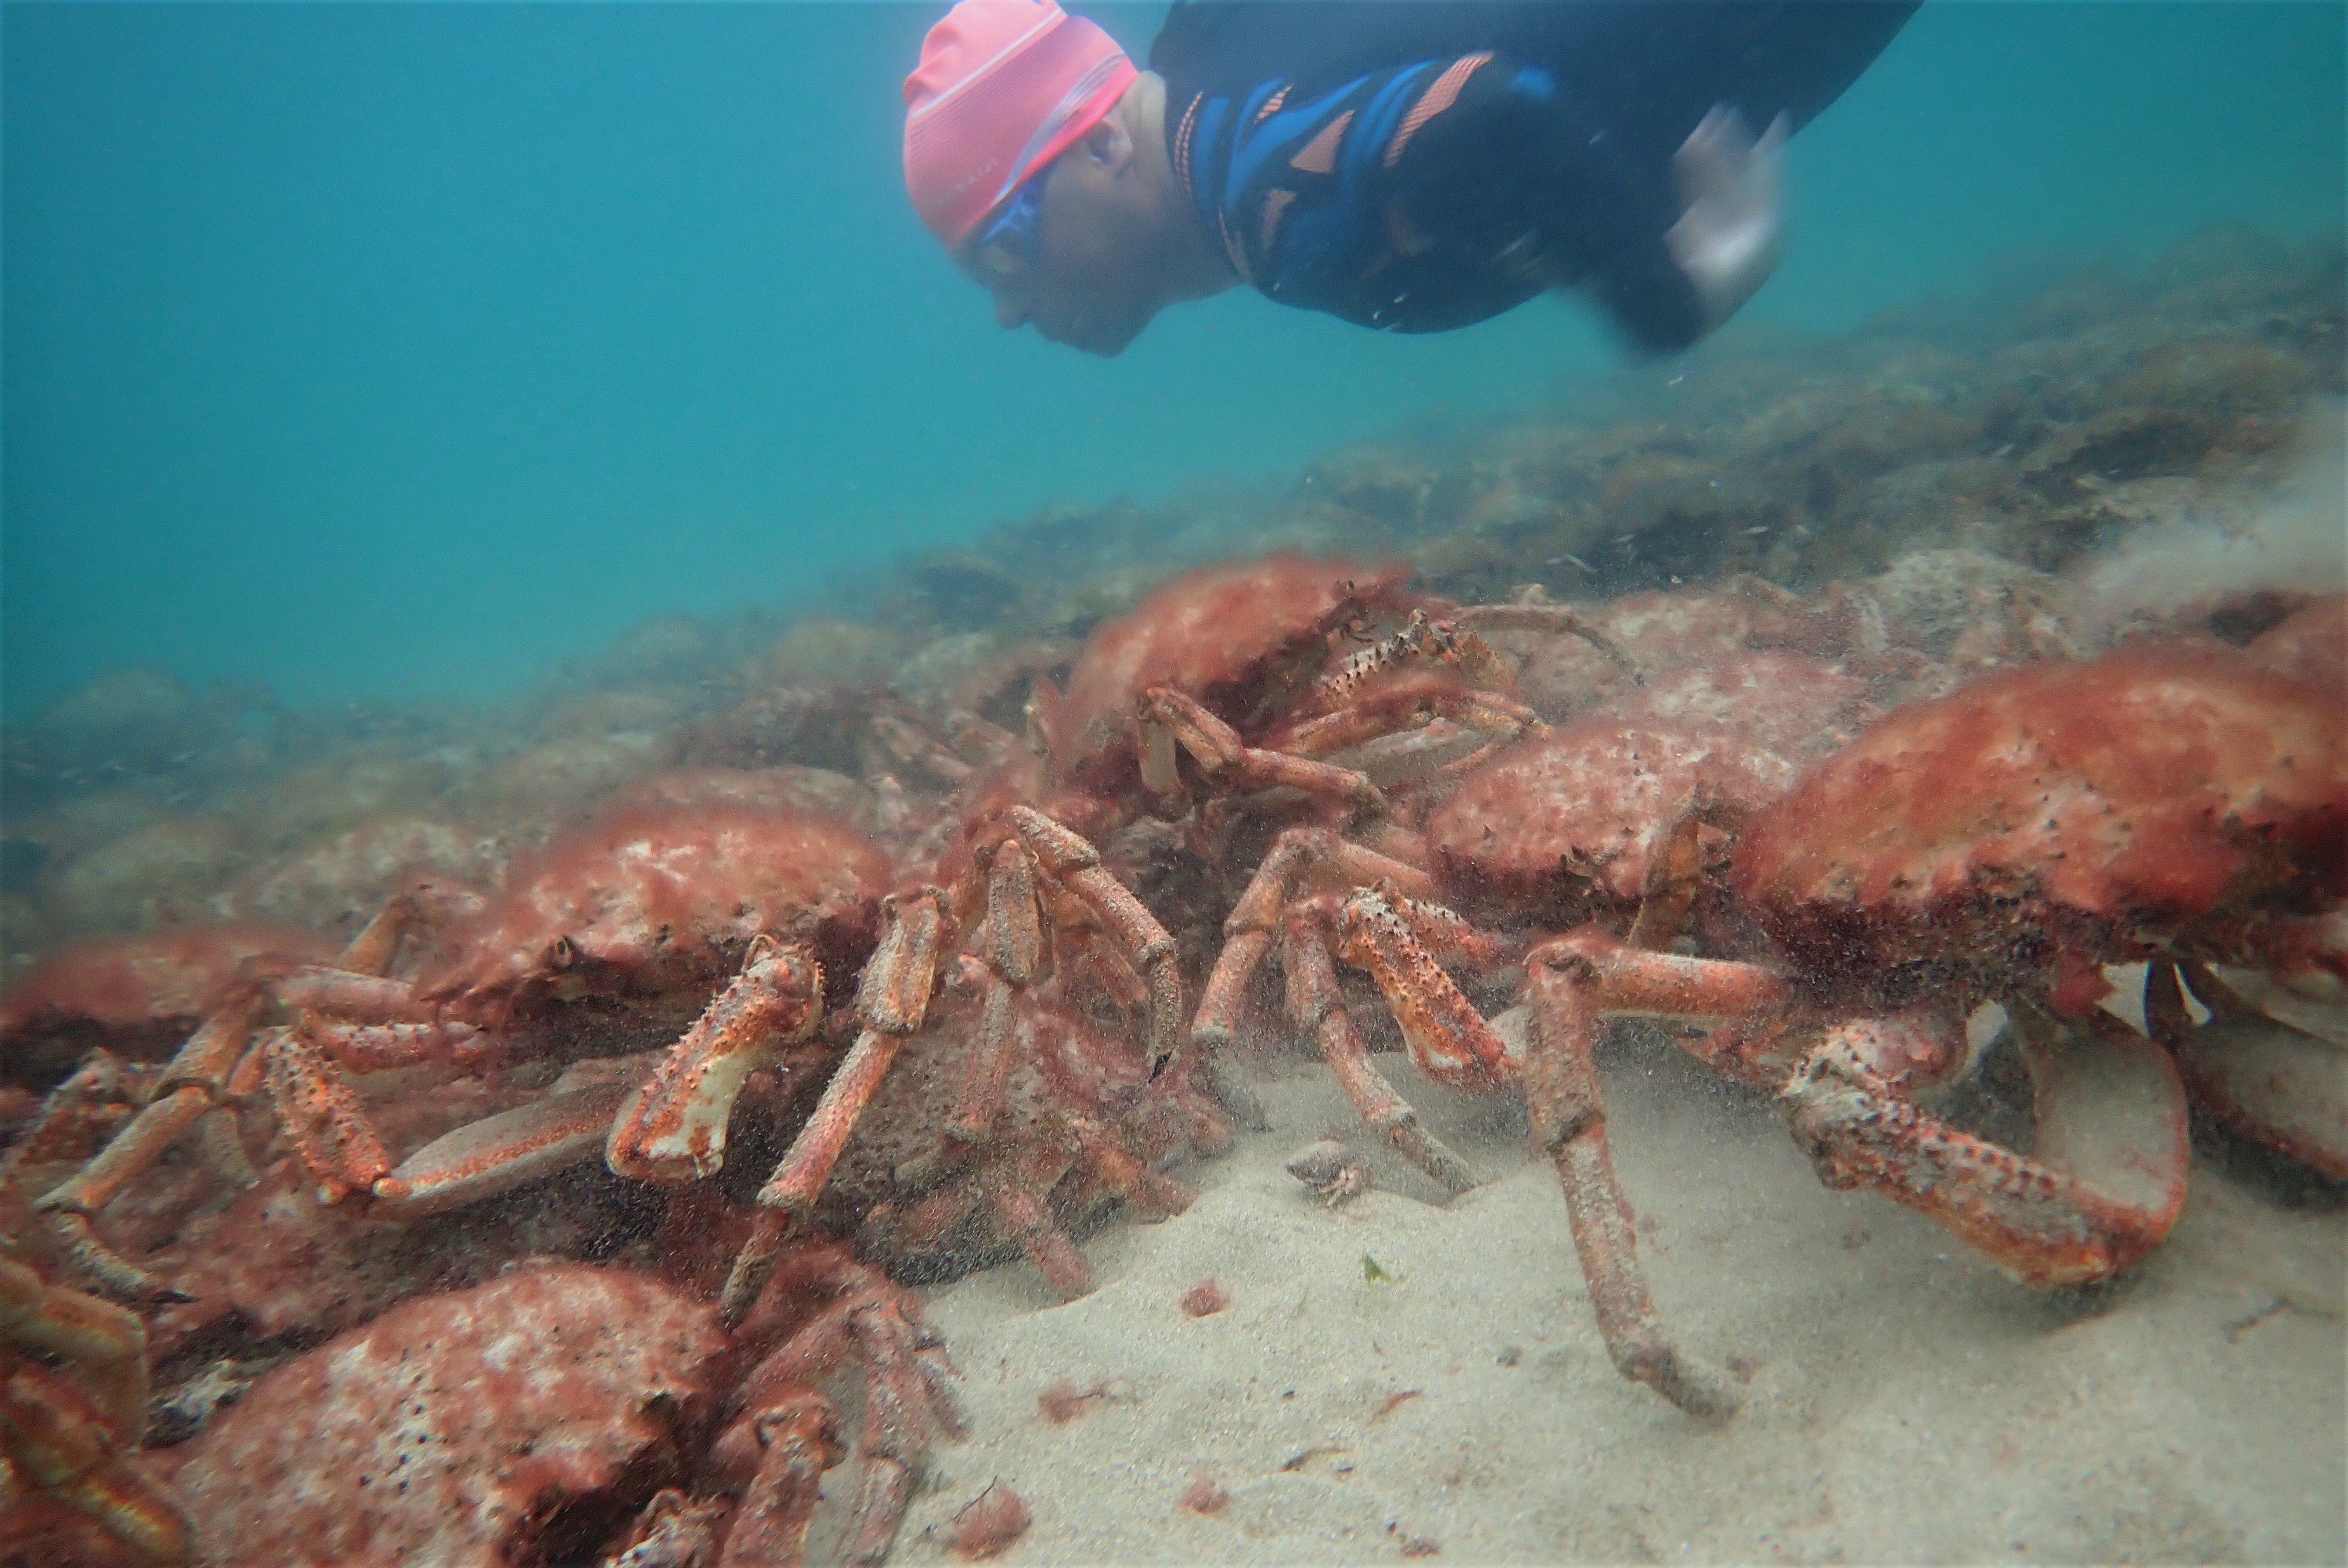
left=1731, top=646, right=2348, bottom=976
left=1027, top=553, right=1416, bottom=790
left=1, top=924, right=338, bottom=1077
left=419, top=802, right=892, bottom=1020
left=1426, top=721, right=1801, bottom=914
left=1423, top=650, right=1873, bottom=918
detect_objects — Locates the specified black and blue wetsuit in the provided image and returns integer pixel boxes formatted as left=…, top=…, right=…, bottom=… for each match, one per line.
left=1150, top=1, right=1919, bottom=350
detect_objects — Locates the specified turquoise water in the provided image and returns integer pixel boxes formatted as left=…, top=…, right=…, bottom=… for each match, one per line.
left=1, top=9, right=2343, bottom=1564
left=3, top=1, right=2340, bottom=720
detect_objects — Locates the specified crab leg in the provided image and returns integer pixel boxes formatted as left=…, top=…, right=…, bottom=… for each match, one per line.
left=1363, top=881, right=1525, bottom=972
left=1334, top=890, right=1515, bottom=1090
left=1782, top=1007, right=2190, bottom=1287
left=946, top=842, right=1048, bottom=1145
left=1308, top=608, right=1520, bottom=703
left=377, top=1058, right=657, bottom=1217
left=987, top=1133, right=1092, bottom=1297
left=0, top=1257, right=149, bottom=1437
left=716, top=1393, right=845, bottom=1568
left=35, top=906, right=468, bottom=1296
left=1193, top=825, right=1433, bottom=1055
left=269, top=967, right=441, bottom=1020
left=1281, top=904, right=1477, bottom=1195
left=1138, top=687, right=1387, bottom=814
left=35, top=993, right=268, bottom=1299
left=1523, top=951, right=1740, bottom=1418
left=1622, top=788, right=1743, bottom=951
left=1318, top=904, right=1752, bottom=1414
left=724, top=892, right=942, bottom=1324
left=0, top=1258, right=193, bottom=1565
left=296, top=1018, right=485, bottom=1075
left=721, top=1253, right=963, bottom=1564
left=1008, top=806, right=1185, bottom=1076
left=1547, top=931, right=1781, bottom=1015
left=1065, top=1113, right=1195, bottom=1221
left=838, top=1298, right=959, bottom=1566
left=261, top=1023, right=396, bottom=1203
left=1277, top=681, right=1547, bottom=767
left=2155, top=960, right=2348, bottom=1180
left=2, top=1359, right=194, bottom=1566
left=0, top=1053, right=137, bottom=1211
left=1452, top=601, right=1641, bottom=677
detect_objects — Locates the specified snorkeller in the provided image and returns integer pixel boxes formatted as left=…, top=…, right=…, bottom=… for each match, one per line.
left=903, top=0, right=1919, bottom=355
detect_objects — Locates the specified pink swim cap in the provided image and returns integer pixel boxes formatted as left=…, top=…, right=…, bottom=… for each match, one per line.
left=904, top=0, right=1139, bottom=248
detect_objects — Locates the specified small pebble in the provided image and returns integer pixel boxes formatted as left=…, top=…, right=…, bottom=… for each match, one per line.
left=1179, top=1472, right=1230, bottom=1515
left=147, top=1358, right=252, bottom=1447
left=1180, top=1279, right=1231, bottom=1317
left=949, top=1481, right=1031, bottom=1561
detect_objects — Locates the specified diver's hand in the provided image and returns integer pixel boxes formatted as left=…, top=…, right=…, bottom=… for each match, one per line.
left=1665, top=106, right=1789, bottom=332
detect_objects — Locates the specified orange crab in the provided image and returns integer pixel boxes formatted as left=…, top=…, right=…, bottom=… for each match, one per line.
left=1730, top=646, right=2344, bottom=1269
left=21, top=891, right=485, bottom=1300
left=1038, top=552, right=1531, bottom=817
left=23, top=798, right=889, bottom=1299
left=0, top=1255, right=190, bottom=1565
left=708, top=798, right=1217, bottom=1319
left=676, top=555, right=1573, bottom=1316
left=1254, top=642, right=2341, bottom=1414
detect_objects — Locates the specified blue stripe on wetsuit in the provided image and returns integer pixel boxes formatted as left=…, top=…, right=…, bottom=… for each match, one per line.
left=1183, top=60, right=1444, bottom=315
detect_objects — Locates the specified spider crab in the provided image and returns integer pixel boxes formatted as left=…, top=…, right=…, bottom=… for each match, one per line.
left=639, top=552, right=1559, bottom=1314
left=21, top=795, right=895, bottom=1302
left=704, top=552, right=1561, bottom=1316
left=404, top=796, right=893, bottom=1201
left=1732, top=644, right=2346, bottom=1258
left=0, top=1255, right=190, bottom=1564
left=17, top=895, right=490, bottom=1300
left=676, top=793, right=1209, bottom=1323
left=1227, top=640, right=2342, bottom=1415
left=1028, top=556, right=1593, bottom=1097
left=595, top=1239, right=966, bottom=1568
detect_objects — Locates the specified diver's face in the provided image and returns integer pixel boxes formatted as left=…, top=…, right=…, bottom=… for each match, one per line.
left=963, top=121, right=1160, bottom=357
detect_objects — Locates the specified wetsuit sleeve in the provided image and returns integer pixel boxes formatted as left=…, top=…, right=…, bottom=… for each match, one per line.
left=1373, top=56, right=1711, bottom=350
left=1178, top=52, right=1708, bottom=348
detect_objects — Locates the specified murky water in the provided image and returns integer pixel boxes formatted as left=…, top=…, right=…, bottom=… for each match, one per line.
left=2, top=5, right=2342, bottom=1566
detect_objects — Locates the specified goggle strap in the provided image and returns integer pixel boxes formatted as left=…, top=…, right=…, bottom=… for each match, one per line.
left=989, top=52, right=1129, bottom=210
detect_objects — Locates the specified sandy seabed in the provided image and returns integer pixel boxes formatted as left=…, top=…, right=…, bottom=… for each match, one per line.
left=882, top=1034, right=2345, bottom=1567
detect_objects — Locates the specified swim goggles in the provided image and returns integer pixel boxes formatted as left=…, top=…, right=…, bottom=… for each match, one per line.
left=963, top=172, right=1047, bottom=281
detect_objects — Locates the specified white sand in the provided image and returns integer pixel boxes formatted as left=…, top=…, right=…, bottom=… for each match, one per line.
left=884, top=1031, right=2345, bottom=1566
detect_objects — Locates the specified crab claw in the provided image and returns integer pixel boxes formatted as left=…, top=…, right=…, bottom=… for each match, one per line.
left=606, top=937, right=825, bottom=1185
left=1785, top=1008, right=2190, bottom=1288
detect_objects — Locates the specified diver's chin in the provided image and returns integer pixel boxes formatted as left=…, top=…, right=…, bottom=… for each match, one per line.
left=1042, top=308, right=1147, bottom=357
left=1078, top=317, right=1148, bottom=358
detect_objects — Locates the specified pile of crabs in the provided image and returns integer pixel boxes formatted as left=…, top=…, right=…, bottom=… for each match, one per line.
left=1, top=553, right=2340, bottom=1565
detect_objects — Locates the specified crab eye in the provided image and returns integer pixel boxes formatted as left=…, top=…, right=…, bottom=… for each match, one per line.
left=549, top=935, right=576, bottom=968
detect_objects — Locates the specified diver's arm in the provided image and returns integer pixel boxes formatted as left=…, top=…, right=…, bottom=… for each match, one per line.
left=1192, top=48, right=1730, bottom=349
left=1370, top=56, right=1714, bottom=351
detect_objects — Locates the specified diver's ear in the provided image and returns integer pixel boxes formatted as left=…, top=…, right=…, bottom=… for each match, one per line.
left=1076, top=109, right=1135, bottom=177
